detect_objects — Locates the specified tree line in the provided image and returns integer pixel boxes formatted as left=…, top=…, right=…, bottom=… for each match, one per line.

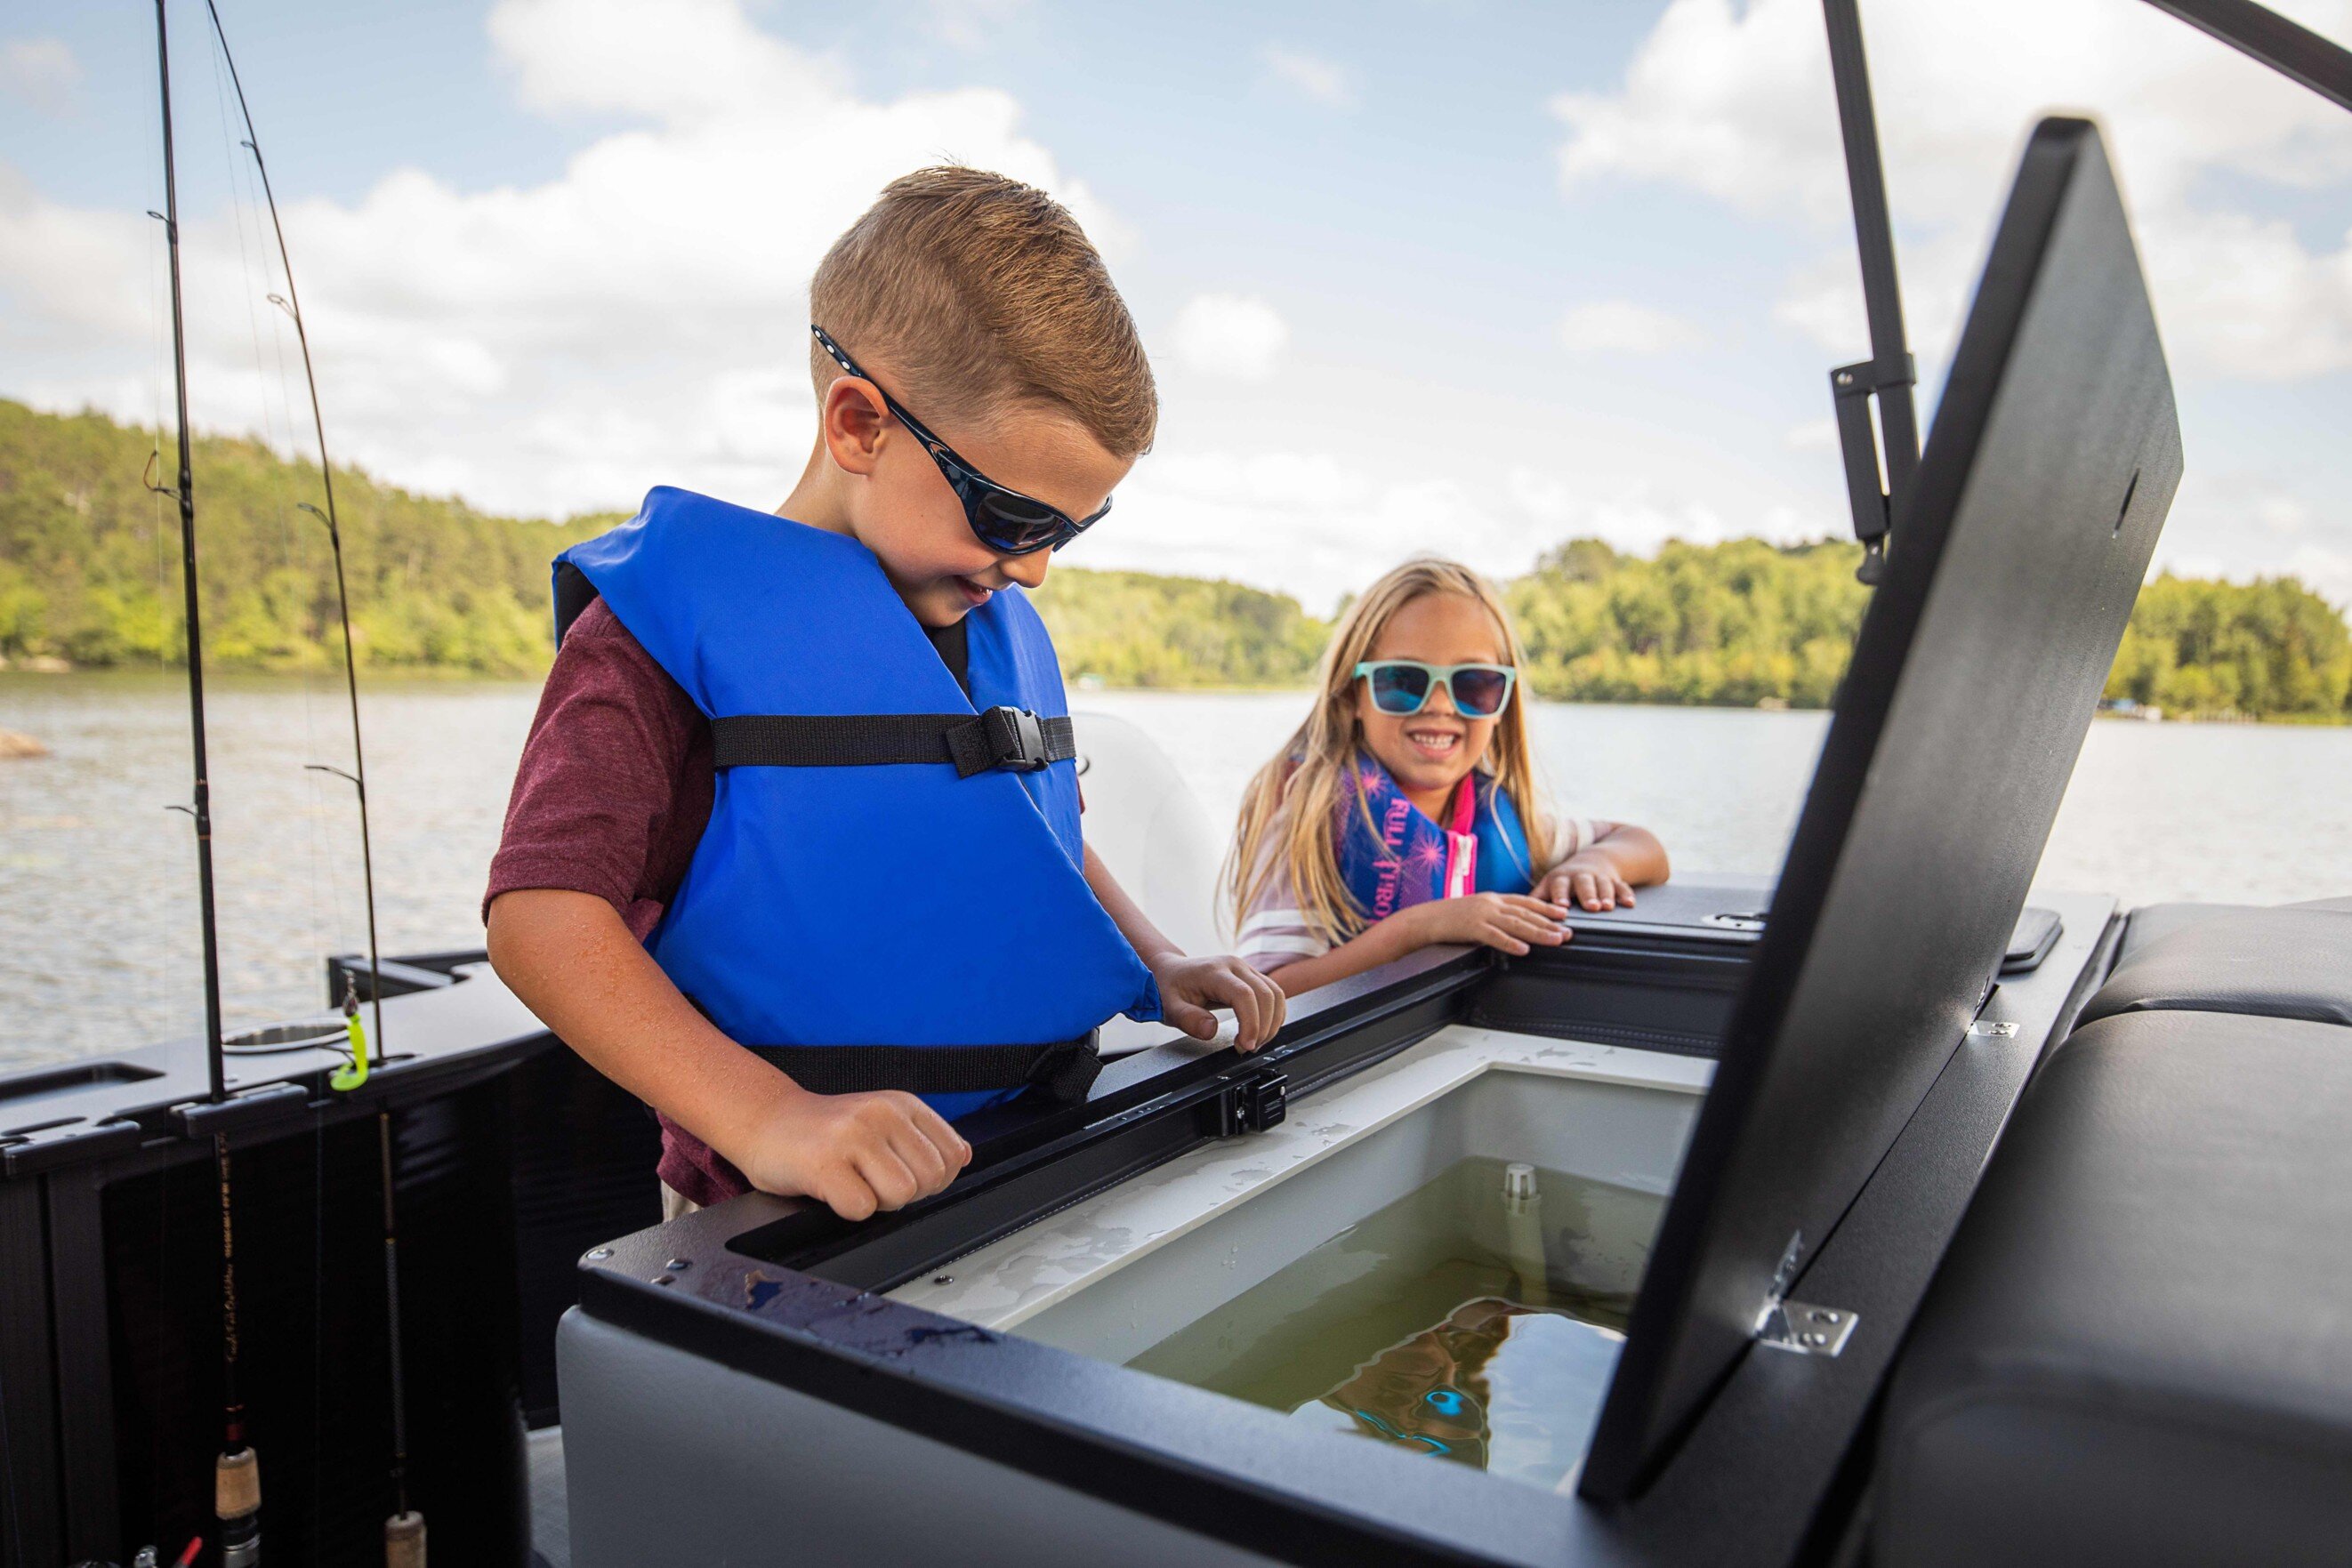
left=3, top=400, right=2344, bottom=720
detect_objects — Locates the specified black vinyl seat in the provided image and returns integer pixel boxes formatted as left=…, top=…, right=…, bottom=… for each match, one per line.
left=2078, top=900, right=2352, bottom=1028
left=1877, top=1008, right=2352, bottom=1568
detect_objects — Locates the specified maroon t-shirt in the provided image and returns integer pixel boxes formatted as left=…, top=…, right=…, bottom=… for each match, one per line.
left=485, top=598, right=747, bottom=1202
left=485, top=596, right=977, bottom=1207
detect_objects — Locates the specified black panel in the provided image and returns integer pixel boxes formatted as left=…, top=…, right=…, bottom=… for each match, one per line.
left=46, top=1171, right=120, bottom=1560
left=101, top=1089, right=530, bottom=1564
left=0, top=1178, right=61, bottom=1568
left=1582, top=118, right=2180, bottom=1500
left=505, top=1041, right=662, bottom=1425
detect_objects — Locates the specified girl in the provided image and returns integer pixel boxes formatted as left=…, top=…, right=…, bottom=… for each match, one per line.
left=1228, top=559, right=1668, bottom=994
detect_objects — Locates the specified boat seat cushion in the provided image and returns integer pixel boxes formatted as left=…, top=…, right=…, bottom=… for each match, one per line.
left=2080, top=904, right=2352, bottom=1027
left=1876, top=1009, right=2352, bottom=1568
left=2111, top=900, right=2252, bottom=960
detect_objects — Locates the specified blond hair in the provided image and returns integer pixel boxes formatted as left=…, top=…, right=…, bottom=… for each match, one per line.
left=809, top=166, right=1156, bottom=456
left=1224, top=559, right=1556, bottom=945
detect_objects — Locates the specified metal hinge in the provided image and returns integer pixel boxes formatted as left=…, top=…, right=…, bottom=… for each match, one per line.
left=1830, top=352, right=1917, bottom=584
left=1213, top=1072, right=1287, bottom=1137
left=1752, top=1230, right=1858, bottom=1356
left=1757, top=1299, right=1859, bottom=1356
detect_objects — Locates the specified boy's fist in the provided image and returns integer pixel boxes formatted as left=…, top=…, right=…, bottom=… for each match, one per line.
left=1150, top=953, right=1288, bottom=1054
left=745, top=1087, right=971, bottom=1222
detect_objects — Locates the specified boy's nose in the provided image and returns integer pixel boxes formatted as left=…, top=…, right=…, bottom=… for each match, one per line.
left=999, top=550, right=1051, bottom=591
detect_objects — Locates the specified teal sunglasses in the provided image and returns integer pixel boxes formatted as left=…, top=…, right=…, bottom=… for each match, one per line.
left=1353, top=660, right=1518, bottom=719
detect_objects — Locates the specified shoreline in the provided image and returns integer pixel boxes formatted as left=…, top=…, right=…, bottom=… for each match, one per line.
left=3, top=665, right=2344, bottom=727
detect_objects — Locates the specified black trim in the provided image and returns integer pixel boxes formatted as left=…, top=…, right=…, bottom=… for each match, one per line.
left=711, top=707, right=1074, bottom=777
left=1474, top=928, right=1752, bottom=1056
left=2024, top=909, right=2130, bottom=1082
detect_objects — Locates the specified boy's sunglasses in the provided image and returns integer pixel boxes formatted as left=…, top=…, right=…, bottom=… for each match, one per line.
left=812, top=325, right=1111, bottom=557
left=1353, top=660, right=1518, bottom=719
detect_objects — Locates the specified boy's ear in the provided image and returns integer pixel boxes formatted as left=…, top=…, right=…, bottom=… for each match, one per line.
left=820, top=376, right=890, bottom=477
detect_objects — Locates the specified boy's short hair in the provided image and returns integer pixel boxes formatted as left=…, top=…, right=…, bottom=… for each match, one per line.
left=810, top=166, right=1156, bottom=458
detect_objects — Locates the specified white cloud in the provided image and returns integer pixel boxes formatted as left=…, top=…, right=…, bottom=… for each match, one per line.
left=1165, top=293, right=1291, bottom=380
left=921, top=0, right=1035, bottom=52
left=1557, top=299, right=1704, bottom=355
left=0, top=0, right=1116, bottom=519
left=0, top=39, right=79, bottom=116
left=1553, top=0, right=2352, bottom=382
left=1070, top=445, right=1808, bottom=612
left=2287, top=541, right=2352, bottom=606
left=1259, top=45, right=1356, bottom=109
left=1784, top=417, right=1837, bottom=451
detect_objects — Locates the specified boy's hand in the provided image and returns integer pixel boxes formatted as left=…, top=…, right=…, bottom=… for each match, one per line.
left=1150, top=953, right=1288, bottom=1055
left=1412, top=892, right=1573, bottom=956
left=740, top=1086, right=971, bottom=1223
left=1539, top=852, right=1638, bottom=913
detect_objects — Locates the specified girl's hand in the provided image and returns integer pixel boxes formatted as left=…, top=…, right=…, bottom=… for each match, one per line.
left=1413, top=893, right=1572, bottom=956
left=1152, top=953, right=1289, bottom=1054
left=1540, top=854, right=1637, bottom=913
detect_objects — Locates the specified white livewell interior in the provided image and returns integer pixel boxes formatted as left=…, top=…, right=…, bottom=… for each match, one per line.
left=889, top=1025, right=1712, bottom=1366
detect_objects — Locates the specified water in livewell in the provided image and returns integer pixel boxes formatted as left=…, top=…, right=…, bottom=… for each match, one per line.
left=1125, top=1155, right=1665, bottom=1493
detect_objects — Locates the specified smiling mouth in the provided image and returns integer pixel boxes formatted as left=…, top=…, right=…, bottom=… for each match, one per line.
left=1402, top=725, right=1463, bottom=760
left=954, top=575, right=993, bottom=607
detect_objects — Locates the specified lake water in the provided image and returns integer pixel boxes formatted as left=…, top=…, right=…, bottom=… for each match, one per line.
left=4, top=671, right=2348, bottom=1069
left=1126, top=1154, right=1660, bottom=1494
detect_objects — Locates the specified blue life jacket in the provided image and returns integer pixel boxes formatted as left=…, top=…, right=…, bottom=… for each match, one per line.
left=555, top=486, right=1158, bottom=1117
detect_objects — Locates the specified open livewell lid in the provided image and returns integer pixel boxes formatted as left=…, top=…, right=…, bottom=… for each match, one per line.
left=1577, top=117, right=2181, bottom=1500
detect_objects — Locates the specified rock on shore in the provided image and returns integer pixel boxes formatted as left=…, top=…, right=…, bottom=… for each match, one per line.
left=0, top=728, right=50, bottom=759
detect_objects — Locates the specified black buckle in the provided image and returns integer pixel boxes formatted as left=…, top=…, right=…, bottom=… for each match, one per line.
left=980, top=705, right=1050, bottom=772
left=949, top=705, right=1051, bottom=776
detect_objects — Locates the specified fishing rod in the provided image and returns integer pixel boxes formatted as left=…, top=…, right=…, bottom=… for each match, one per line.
left=147, top=4, right=261, bottom=1564
left=196, top=0, right=385, bottom=1070
left=197, top=4, right=424, bottom=1564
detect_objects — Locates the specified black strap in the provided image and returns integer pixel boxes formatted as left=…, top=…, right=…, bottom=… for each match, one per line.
left=712, top=706, right=1075, bottom=778
left=746, top=1033, right=1101, bottom=1105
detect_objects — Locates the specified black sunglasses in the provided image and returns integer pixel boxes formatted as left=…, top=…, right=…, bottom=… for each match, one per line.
left=812, top=325, right=1112, bottom=557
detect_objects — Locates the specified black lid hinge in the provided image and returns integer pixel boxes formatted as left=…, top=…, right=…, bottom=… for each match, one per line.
left=1212, top=1071, right=1288, bottom=1138
left=1830, top=352, right=1915, bottom=585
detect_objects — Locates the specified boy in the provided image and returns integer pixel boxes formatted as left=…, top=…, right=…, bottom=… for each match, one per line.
left=487, top=167, right=1285, bottom=1223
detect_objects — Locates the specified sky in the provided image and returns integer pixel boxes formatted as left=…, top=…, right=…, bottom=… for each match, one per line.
left=2, top=0, right=2349, bottom=612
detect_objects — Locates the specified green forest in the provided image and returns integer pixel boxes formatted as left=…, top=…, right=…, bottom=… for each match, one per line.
left=3, top=399, right=2346, bottom=720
